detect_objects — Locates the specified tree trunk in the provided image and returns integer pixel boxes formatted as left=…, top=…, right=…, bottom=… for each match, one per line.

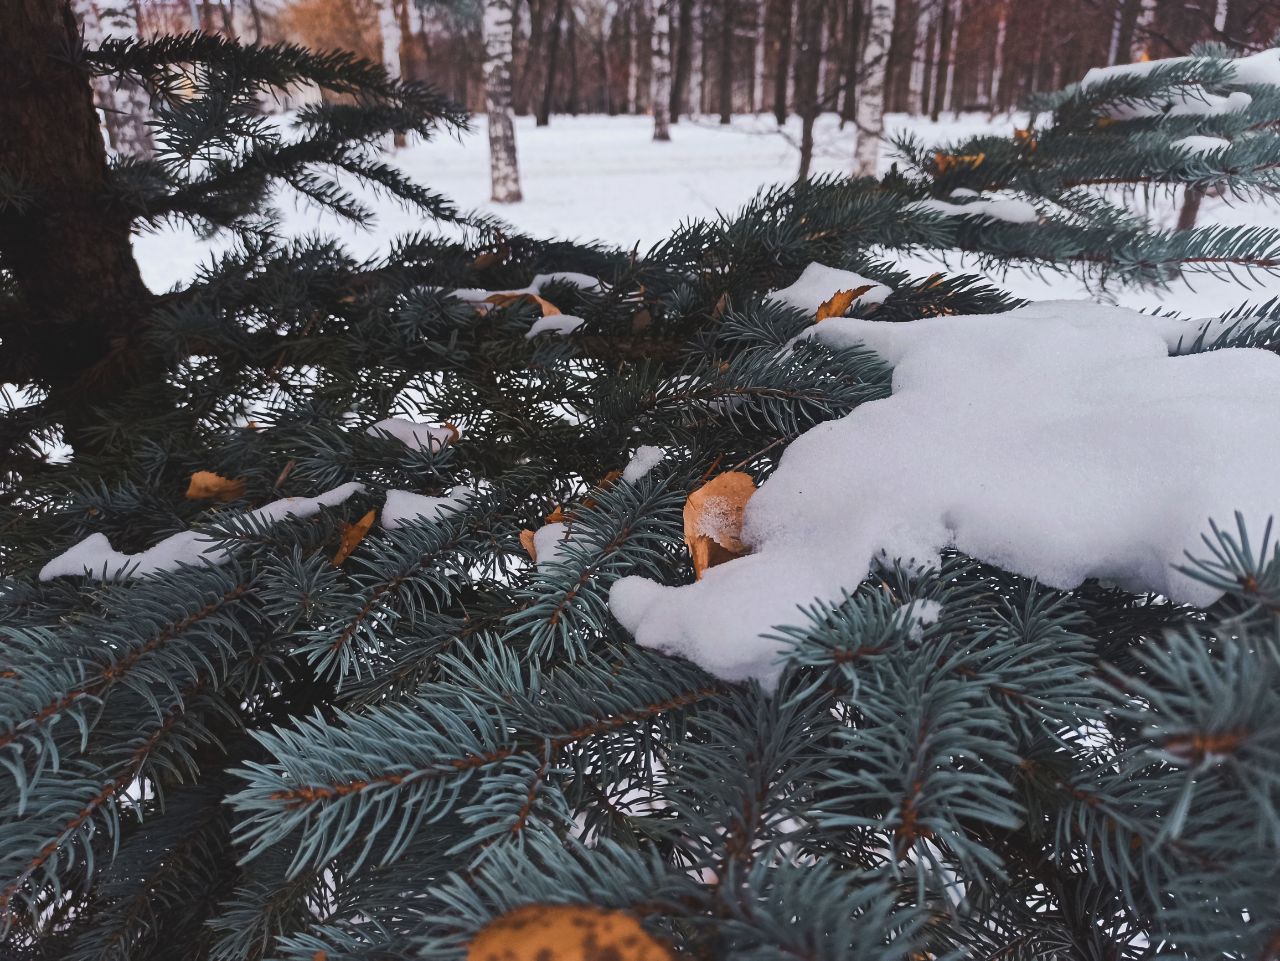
left=718, top=0, right=735, bottom=123
left=483, top=0, right=523, bottom=202
left=839, top=0, right=862, bottom=123
left=670, top=0, right=695, bottom=121
left=1220, top=0, right=1251, bottom=48
left=1178, top=186, right=1204, bottom=230
left=989, top=0, right=1007, bottom=108
left=0, top=0, right=155, bottom=451
left=627, top=0, right=641, bottom=112
left=378, top=0, right=406, bottom=146
left=515, top=0, right=546, bottom=116
left=78, top=0, right=154, bottom=158
left=794, top=0, right=823, bottom=180
left=690, top=0, right=705, bottom=112
left=853, top=0, right=895, bottom=176
left=246, top=0, right=262, bottom=41
left=537, top=0, right=566, bottom=125
left=567, top=7, right=580, bottom=114
left=651, top=0, right=673, bottom=139
left=930, top=0, right=953, bottom=121
left=772, top=0, right=792, bottom=124
left=751, top=0, right=767, bottom=111
left=884, top=0, right=917, bottom=114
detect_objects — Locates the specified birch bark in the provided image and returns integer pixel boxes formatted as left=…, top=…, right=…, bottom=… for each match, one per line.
left=484, top=0, right=524, bottom=202
left=853, top=0, right=896, bottom=177
left=78, top=0, right=153, bottom=159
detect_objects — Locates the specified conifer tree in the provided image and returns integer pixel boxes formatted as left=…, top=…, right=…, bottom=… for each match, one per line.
left=3, top=7, right=1280, bottom=959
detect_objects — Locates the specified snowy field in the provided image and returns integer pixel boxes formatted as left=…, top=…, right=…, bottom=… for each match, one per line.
left=134, top=111, right=1280, bottom=315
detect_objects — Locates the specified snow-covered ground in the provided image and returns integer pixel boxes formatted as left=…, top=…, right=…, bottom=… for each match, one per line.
left=134, top=112, right=1280, bottom=315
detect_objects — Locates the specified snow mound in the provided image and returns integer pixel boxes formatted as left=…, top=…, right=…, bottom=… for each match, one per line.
left=526, top=315, right=585, bottom=338
left=611, top=301, right=1280, bottom=689
left=40, top=483, right=365, bottom=581
left=382, top=489, right=471, bottom=530
left=765, top=263, right=893, bottom=315
left=622, top=445, right=667, bottom=483
left=366, top=417, right=456, bottom=451
left=1172, top=135, right=1232, bottom=155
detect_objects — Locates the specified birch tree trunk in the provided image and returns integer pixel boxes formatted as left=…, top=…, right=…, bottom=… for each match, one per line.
left=378, top=0, right=406, bottom=146
left=690, top=0, right=705, bottom=114
left=853, top=0, right=895, bottom=176
left=651, top=0, right=673, bottom=139
left=627, top=0, right=641, bottom=113
left=483, top=0, right=524, bottom=202
left=78, top=0, right=153, bottom=159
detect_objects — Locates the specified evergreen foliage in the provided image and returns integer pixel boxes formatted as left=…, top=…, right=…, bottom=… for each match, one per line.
left=2, top=23, right=1280, bottom=961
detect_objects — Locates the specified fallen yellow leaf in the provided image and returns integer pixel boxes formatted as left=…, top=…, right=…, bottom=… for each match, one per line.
left=684, top=471, right=756, bottom=579
left=467, top=904, right=671, bottom=961
left=519, top=528, right=538, bottom=561
left=186, top=470, right=245, bottom=503
left=332, top=509, right=376, bottom=566
left=815, top=284, right=874, bottom=323
left=484, top=292, right=562, bottom=316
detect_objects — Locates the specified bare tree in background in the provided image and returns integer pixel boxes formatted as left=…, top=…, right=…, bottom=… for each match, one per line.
left=651, top=0, right=673, bottom=138
left=538, top=0, right=568, bottom=125
left=484, top=0, right=523, bottom=202
left=853, top=0, right=896, bottom=176
left=78, top=0, right=153, bottom=158
left=377, top=0, right=406, bottom=146
left=794, top=0, right=822, bottom=179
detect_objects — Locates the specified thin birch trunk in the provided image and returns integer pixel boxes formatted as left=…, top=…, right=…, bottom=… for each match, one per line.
left=690, top=0, right=705, bottom=113
left=651, top=0, right=673, bottom=138
left=483, top=0, right=523, bottom=202
left=378, top=0, right=406, bottom=146
left=853, top=0, right=895, bottom=176
left=930, top=0, right=952, bottom=121
left=79, top=0, right=153, bottom=159
left=627, top=0, right=641, bottom=112
left=989, top=1, right=1007, bottom=109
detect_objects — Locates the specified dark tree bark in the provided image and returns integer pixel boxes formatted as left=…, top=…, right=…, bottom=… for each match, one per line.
left=930, top=0, right=953, bottom=122
left=0, top=0, right=155, bottom=450
left=718, top=0, right=737, bottom=123
left=839, top=0, right=862, bottom=123
left=514, top=0, right=543, bottom=115
left=670, top=0, right=695, bottom=122
left=567, top=7, right=580, bottom=114
left=920, top=8, right=937, bottom=117
left=772, top=0, right=793, bottom=124
left=537, top=0, right=567, bottom=125
left=794, top=0, right=823, bottom=180
left=885, top=0, right=917, bottom=114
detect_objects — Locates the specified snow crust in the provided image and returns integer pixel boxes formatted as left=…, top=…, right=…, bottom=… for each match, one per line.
left=532, top=521, right=572, bottom=569
left=914, top=192, right=1039, bottom=224
left=611, top=301, right=1280, bottom=688
left=765, top=263, right=893, bottom=315
left=526, top=315, right=586, bottom=338
left=382, top=489, right=471, bottom=530
left=622, top=445, right=667, bottom=483
left=39, top=483, right=365, bottom=581
left=366, top=417, right=456, bottom=451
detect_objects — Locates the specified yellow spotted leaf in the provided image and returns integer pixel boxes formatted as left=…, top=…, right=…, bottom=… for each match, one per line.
left=467, top=904, right=672, bottom=961
left=332, top=509, right=376, bottom=567
left=186, top=470, right=246, bottom=503
left=484, top=292, right=562, bottom=316
left=816, top=284, right=874, bottom=323
left=684, top=471, right=756, bottom=579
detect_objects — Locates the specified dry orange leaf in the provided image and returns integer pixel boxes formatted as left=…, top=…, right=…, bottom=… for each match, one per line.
left=441, top=422, right=461, bottom=444
left=186, top=470, right=246, bottom=503
left=519, top=528, right=538, bottom=561
left=467, top=904, right=672, bottom=961
left=816, top=284, right=874, bottom=323
left=484, top=292, right=562, bottom=317
left=684, top=471, right=756, bottom=579
left=545, top=505, right=567, bottom=524
left=332, top=509, right=376, bottom=566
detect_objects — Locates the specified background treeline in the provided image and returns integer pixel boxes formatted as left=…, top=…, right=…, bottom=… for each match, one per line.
left=131, top=0, right=1280, bottom=121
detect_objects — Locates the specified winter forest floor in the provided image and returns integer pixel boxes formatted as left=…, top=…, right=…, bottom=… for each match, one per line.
left=135, top=111, right=1280, bottom=314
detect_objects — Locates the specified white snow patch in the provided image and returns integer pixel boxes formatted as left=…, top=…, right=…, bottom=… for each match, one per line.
left=382, top=489, right=471, bottom=530
left=766, top=263, right=893, bottom=315
left=366, top=417, right=456, bottom=451
left=40, top=483, right=365, bottom=581
left=622, top=445, right=667, bottom=483
left=1232, top=49, right=1280, bottom=87
left=1172, top=135, right=1232, bottom=155
left=526, top=315, right=586, bottom=338
left=914, top=192, right=1039, bottom=224
left=532, top=521, right=572, bottom=569
left=611, top=301, right=1280, bottom=689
